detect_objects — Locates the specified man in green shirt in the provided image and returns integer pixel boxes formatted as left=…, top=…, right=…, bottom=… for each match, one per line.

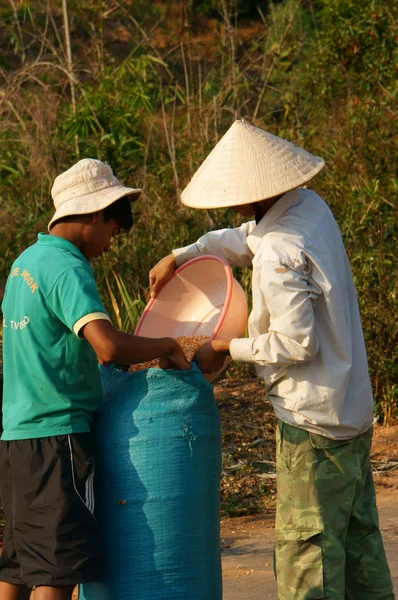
left=0, top=158, right=190, bottom=600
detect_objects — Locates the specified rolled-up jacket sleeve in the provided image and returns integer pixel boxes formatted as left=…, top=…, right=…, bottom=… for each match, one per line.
left=172, top=221, right=255, bottom=268
left=230, top=252, right=320, bottom=368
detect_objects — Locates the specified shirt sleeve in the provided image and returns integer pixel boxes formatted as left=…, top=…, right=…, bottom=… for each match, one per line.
left=229, top=248, right=321, bottom=376
left=46, top=267, right=111, bottom=338
left=172, top=221, right=256, bottom=268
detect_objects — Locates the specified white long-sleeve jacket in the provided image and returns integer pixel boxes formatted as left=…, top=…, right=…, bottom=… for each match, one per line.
left=173, top=188, right=374, bottom=439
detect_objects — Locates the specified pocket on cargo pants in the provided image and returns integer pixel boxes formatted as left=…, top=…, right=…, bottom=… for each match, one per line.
left=275, top=528, right=324, bottom=600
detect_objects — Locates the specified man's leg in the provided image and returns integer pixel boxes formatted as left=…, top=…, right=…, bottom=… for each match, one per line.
left=275, top=421, right=395, bottom=599
left=34, top=585, right=75, bottom=600
left=275, top=421, right=361, bottom=599
left=0, top=581, right=31, bottom=599
left=344, top=432, right=394, bottom=600
left=0, top=442, right=30, bottom=597
left=8, top=436, right=101, bottom=592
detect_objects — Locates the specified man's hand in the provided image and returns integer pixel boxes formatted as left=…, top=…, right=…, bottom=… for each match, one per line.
left=149, top=253, right=177, bottom=298
left=97, top=356, right=109, bottom=367
left=158, top=339, right=191, bottom=371
left=196, top=340, right=231, bottom=374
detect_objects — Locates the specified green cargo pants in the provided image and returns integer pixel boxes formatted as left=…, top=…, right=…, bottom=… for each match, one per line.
left=275, top=420, right=395, bottom=599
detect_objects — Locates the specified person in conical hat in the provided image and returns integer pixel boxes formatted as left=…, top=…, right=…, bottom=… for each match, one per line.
left=0, top=158, right=191, bottom=600
left=149, top=120, right=394, bottom=599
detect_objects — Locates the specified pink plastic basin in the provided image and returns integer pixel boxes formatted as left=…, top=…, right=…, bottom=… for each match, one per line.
left=135, top=255, right=248, bottom=344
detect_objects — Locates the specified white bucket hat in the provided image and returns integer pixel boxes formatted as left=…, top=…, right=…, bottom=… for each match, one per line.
left=181, top=120, right=325, bottom=209
left=48, top=158, right=141, bottom=230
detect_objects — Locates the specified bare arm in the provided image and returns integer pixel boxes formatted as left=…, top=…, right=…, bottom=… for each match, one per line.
left=82, top=319, right=191, bottom=370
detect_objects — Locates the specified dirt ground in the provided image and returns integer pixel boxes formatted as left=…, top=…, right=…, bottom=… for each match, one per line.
left=21, top=379, right=398, bottom=598
left=66, top=422, right=398, bottom=600
left=68, top=408, right=398, bottom=600
left=221, top=488, right=398, bottom=599
left=220, top=422, right=398, bottom=599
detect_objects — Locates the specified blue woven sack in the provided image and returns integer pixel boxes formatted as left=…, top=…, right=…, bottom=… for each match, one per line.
left=79, top=363, right=222, bottom=600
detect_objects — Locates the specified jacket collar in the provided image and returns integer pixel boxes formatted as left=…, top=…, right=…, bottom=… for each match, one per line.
left=246, top=188, right=301, bottom=254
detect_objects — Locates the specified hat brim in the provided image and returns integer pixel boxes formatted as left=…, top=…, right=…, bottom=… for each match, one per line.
left=48, top=185, right=141, bottom=231
left=181, top=165, right=325, bottom=209
left=180, top=119, right=326, bottom=209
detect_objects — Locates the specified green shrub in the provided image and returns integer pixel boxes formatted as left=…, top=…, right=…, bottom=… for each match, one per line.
left=0, top=0, right=396, bottom=419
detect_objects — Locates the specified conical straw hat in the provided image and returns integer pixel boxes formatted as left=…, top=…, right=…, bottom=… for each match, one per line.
left=181, top=120, right=325, bottom=209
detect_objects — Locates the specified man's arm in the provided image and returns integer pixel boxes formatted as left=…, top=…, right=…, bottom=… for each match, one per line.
left=45, top=266, right=190, bottom=370
left=173, top=221, right=255, bottom=267
left=197, top=251, right=321, bottom=375
left=82, top=319, right=191, bottom=370
left=230, top=257, right=320, bottom=367
left=149, top=222, right=255, bottom=298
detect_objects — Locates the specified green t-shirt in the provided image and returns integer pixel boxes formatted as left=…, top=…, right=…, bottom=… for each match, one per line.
left=1, top=233, right=111, bottom=440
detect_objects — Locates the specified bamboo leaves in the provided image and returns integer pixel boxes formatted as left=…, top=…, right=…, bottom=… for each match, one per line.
left=106, top=271, right=146, bottom=333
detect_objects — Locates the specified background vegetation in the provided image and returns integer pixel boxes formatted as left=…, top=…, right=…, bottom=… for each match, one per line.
left=0, top=0, right=397, bottom=419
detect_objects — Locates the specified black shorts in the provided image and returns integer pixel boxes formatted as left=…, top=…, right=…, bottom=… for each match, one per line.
left=0, top=433, right=103, bottom=587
